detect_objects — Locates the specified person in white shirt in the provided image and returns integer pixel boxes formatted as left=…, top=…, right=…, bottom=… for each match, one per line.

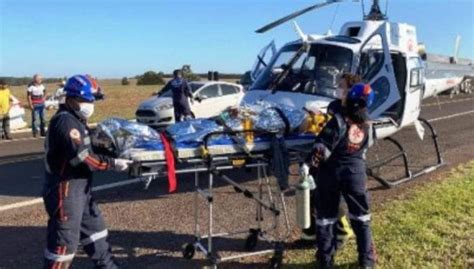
left=27, top=74, right=47, bottom=137
left=55, top=80, right=66, bottom=105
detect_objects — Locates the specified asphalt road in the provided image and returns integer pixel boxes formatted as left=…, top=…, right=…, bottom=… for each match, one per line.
left=0, top=94, right=473, bottom=268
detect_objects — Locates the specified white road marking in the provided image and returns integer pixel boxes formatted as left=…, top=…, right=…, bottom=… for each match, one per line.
left=0, top=198, right=44, bottom=212
left=1, top=109, right=473, bottom=213
left=0, top=137, right=45, bottom=144
left=422, top=97, right=474, bottom=107
left=0, top=155, right=44, bottom=165
left=0, top=177, right=144, bottom=212
left=427, top=110, right=474, bottom=122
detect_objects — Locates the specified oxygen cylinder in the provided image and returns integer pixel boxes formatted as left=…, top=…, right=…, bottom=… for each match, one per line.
left=296, top=165, right=311, bottom=229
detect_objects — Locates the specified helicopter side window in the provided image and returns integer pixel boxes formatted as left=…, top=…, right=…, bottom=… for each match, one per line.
left=358, top=35, right=385, bottom=81
left=369, top=76, right=391, bottom=113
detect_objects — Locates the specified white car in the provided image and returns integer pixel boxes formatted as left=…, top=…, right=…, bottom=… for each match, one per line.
left=136, top=81, right=244, bottom=128
left=9, top=96, right=27, bottom=130
left=45, top=95, right=60, bottom=110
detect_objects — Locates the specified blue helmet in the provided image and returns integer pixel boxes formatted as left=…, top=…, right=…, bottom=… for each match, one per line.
left=347, top=83, right=375, bottom=107
left=64, top=75, right=98, bottom=102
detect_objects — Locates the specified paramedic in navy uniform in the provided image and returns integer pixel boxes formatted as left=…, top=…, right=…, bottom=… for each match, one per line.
left=308, top=83, right=376, bottom=269
left=42, top=75, right=132, bottom=269
left=162, top=69, right=194, bottom=122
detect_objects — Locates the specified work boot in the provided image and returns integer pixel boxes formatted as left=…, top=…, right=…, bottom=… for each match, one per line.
left=317, top=259, right=334, bottom=269
left=334, top=216, right=354, bottom=250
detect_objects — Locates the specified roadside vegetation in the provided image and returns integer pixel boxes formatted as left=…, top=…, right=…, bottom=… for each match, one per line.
left=284, top=161, right=474, bottom=269
left=9, top=79, right=159, bottom=126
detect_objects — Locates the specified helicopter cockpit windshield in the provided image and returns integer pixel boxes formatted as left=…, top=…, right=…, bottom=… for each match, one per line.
left=251, top=43, right=353, bottom=98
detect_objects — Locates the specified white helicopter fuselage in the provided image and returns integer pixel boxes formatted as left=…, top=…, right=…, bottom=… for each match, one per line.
left=242, top=19, right=467, bottom=139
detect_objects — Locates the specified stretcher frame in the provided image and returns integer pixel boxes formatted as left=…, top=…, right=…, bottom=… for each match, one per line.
left=130, top=130, right=307, bottom=268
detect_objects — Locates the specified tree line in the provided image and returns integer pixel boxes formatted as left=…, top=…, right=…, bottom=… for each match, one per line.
left=0, top=76, right=64, bottom=86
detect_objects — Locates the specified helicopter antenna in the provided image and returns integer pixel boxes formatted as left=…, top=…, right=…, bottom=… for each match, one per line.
left=329, top=3, right=340, bottom=33
left=361, top=0, right=366, bottom=17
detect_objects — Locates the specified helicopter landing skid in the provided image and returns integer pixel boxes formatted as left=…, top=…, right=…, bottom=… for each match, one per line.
left=367, top=118, right=445, bottom=188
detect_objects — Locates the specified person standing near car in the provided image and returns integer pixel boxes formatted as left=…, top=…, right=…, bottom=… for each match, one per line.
left=162, top=69, right=194, bottom=122
left=55, top=80, right=67, bottom=105
left=0, top=79, right=13, bottom=140
left=27, top=74, right=47, bottom=137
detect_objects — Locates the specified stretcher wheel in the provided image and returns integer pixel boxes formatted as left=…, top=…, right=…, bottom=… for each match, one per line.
left=182, top=243, right=195, bottom=259
left=268, top=255, right=283, bottom=269
left=245, top=229, right=259, bottom=250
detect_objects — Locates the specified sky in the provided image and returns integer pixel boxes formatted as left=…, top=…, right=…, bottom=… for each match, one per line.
left=0, top=0, right=473, bottom=78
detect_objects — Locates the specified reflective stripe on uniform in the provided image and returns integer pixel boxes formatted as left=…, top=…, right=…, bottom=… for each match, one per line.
left=83, top=136, right=91, bottom=145
left=322, top=145, right=332, bottom=160
left=316, top=218, right=338, bottom=226
left=44, top=248, right=75, bottom=262
left=81, top=229, right=108, bottom=246
left=70, top=149, right=90, bottom=166
left=348, top=213, right=371, bottom=222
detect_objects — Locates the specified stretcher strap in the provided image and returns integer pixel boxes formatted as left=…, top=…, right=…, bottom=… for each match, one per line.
left=272, top=107, right=291, bottom=135
left=159, top=132, right=177, bottom=193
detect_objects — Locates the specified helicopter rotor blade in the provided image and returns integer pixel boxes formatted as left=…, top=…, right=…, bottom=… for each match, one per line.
left=255, top=0, right=342, bottom=33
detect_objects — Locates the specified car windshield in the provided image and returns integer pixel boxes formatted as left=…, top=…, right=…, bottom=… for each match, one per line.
left=250, top=43, right=353, bottom=98
left=159, top=82, right=203, bottom=97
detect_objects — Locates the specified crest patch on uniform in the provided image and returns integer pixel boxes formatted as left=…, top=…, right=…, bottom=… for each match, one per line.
left=69, top=129, right=81, bottom=141
left=348, top=124, right=365, bottom=144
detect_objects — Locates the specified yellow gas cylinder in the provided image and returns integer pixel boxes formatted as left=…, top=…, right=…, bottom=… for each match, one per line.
left=242, top=116, right=254, bottom=143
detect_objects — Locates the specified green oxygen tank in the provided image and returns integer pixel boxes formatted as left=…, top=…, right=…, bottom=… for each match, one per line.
left=296, top=164, right=312, bottom=229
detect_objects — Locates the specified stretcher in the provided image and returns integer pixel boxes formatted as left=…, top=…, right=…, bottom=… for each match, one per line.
left=123, top=130, right=316, bottom=268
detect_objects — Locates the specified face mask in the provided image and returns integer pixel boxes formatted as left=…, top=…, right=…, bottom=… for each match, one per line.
left=77, top=103, right=94, bottom=119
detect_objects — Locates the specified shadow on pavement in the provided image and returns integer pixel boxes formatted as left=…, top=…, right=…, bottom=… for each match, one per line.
left=0, top=226, right=274, bottom=269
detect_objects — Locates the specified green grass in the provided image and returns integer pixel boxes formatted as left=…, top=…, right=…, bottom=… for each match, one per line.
left=284, top=162, right=474, bottom=269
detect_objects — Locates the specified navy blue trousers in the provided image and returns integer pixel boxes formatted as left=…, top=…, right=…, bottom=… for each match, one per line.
left=43, top=179, right=117, bottom=269
left=314, top=165, right=375, bottom=267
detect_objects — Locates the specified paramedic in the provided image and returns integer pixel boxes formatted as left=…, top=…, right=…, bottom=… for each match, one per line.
left=43, top=75, right=132, bottom=269
left=309, top=83, right=376, bottom=269
left=27, top=74, right=47, bottom=137
left=302, top=73, right=362, bottom=244
left=0, top=79, right=13, bottom=140
left=327, top=73, right=362, bottom=115
left=163, top=69, right=194, bottom=122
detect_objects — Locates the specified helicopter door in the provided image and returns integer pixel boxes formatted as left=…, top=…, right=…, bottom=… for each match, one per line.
left=250, top=41, right=277, bottom=81
left=358, top=23, right=401, bottom=119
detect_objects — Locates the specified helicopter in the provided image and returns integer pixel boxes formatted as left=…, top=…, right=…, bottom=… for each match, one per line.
left=241, top=0, right=473, bottom=187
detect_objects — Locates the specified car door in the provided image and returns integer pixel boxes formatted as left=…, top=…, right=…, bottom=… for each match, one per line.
left=219, top=84, right=242, bottom=108
left=251, top=41, right=277, bottom=82
left=192, top=84, right=222, bottom=118
left=357, top=22, right=401, bottom=119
